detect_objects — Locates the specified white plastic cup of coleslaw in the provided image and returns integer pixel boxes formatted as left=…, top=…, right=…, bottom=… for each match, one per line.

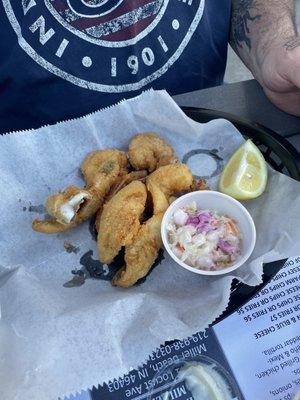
left=161, top=190, right=256, bottom=276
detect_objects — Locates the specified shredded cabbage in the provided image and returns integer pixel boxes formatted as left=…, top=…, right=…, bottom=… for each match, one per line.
left=167, top=204, right=242, bottom=271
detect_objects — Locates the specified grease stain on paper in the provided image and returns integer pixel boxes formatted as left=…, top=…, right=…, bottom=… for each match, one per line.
left=63, top=248, right=165, bottom=288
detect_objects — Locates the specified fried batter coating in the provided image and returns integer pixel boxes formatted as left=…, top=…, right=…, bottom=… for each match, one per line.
left=105, top=170, right=147, bottom=203
left=112, top=164, right=194, bottom=287
left=97, top=180, right=147, bottom=264
left=32, top=186, right=106, bottom=233
left=192, top=177, right=209, bottom=191
left=128, top=133, right=177, bottom=172
left=81, top=149, right=128, bottom=188
left=146, top=164, right=194, bottom=214
left=95, top=170, right=148, bottom=232
left=146, top=180, right=170, bottom=215
left=167, top=178, right=209, bottom=206
left=46, top=186, right=91, bottom=225
left=112, top=213, right=163, bottom=287
left=32, top=150, right=127, bottom=234
left=32, top=219, right=75, bottom=234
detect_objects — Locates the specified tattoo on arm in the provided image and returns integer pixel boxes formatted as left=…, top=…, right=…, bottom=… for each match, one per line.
left=231, top=0, right=262, bottom=51
left=284, top=37, right=300, bottom=50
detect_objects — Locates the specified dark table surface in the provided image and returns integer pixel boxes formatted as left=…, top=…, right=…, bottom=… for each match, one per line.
left=174, top=79, right=300, bottom=153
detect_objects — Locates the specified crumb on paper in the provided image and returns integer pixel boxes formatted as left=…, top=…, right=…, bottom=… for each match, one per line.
left=28, top=204, right=47, bottom=214
left=193, top=177, right=209, bottom=191
left=63, top=275, right=85, bottom=287
left=64, top=240, right=80, bottom=254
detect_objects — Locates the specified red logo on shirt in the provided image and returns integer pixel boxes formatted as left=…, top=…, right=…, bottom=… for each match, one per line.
left=48, top=0, right=164, bottom=43
left=2, top=0, right=205, bottom=92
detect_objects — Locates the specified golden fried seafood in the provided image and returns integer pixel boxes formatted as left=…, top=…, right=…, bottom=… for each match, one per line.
left=112, top=164, right=194, bottom=287
left=146, top=180, right=169, bottom=215
left=112, top=213, right=163, bottom=287
left=97, top=180, right=147, bottom=264
left=33, top=185, right=110, bottom=234
left=32, top=149, right=128, bottom=234
left=31, top=133, right=205, bottom=289
left=128, top=133, right=177, bottom=172
left=95, top=170, right=148, bottom=232
left=105, top=170, right=147, bottom=203
left=81, top=150, right=127, bottom=188
left=32, top=219, right=76, bottom=234
left=46, top=186, right=91, bottom=225
left=167, top=178, right=209, bottom=206
left=146, top=163, right=194, bottom=214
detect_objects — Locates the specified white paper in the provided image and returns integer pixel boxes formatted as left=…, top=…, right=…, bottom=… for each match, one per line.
left=0, top=90, right=299, bottom=400
left=214, top=255, right=300, bottom=400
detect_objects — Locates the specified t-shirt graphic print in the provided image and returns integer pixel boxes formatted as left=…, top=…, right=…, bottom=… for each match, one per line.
left=0, top=0, right=230, bottom=132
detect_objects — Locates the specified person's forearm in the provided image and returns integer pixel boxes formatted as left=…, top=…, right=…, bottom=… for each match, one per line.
left=230, top=0, right=298, bottom=84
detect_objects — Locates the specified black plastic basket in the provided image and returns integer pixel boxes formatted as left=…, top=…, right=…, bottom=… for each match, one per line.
left=182, top=107, right=300, bottom=181
left=182, top=107, right=300, bottom=325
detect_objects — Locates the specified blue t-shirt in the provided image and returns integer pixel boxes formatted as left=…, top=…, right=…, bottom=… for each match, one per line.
left=0, top=0, right=231, bottom=134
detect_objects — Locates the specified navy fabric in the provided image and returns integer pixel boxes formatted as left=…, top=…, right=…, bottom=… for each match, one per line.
left=0, top=1, right=231, bottom=134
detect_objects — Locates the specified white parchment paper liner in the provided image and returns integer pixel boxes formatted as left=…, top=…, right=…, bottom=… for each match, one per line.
left=0, top=90, right=299, bottom=400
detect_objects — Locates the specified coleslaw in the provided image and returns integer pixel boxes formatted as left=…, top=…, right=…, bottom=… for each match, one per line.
left=167, top=202, right=242, bottom=271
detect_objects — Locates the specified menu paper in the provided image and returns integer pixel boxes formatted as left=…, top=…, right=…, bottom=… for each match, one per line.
left=66, top=257, right=300, bottom=400
left=63, top=330, right=234, bottom=400
left=214, top=255, right=300, bottom=400
left=0, top=90, right=300, bottom=400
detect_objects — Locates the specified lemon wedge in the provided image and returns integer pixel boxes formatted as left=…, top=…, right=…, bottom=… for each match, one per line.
left=219, top=139, right=268, bottom=200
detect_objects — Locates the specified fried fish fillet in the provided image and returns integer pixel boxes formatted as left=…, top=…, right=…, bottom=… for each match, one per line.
left=112, top=213, right=163, bottom=287
left=32, top=149, right=128, bottom=234
left=81, top=149, right=128, bottom=188
left=128, top=133, right=178, bottom=172
left=97, top=180, right=147, bottom=264
left=146, top=163, right=194, bottom=214
left=112, top=164, right=194, bottom=287
left=95, top=170, right=148, bottom=232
